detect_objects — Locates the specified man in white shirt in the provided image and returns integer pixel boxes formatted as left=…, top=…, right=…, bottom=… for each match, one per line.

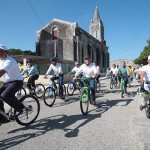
left=140, top=55, right=150, bottom=110
left=74, top=56, right=97, bottom=105
left=0, top=44, right=24, bottom=122
left=44, top=56, right=64, bottom=99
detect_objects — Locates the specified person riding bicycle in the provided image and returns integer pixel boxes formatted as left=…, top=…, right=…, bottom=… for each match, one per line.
left=68, top=62, right=80, bottom=75
left=139, top=55, right=150, bottom=110
left=74, top=56, right=97, bottom=105
left=109, top=64, right=118, bottom=84
left=21, top=58, right=39, bottom=92
left=93, top=61, right=101, bottom=84
left=128, top=65, right=134, bottom=87
left=117, top=61, right=129, bottom=93
left=0, top=44, right=24, bottom=122
left=44, top=56, right=64, bottom=99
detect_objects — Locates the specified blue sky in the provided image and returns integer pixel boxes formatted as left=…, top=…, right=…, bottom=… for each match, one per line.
left=0, top=0, right=150, bottom=62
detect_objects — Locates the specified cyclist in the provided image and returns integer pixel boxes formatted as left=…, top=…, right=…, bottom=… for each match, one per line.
left=0, top=44, right=24, bottom=122
left=68, top=62, right=80, bottom=75
left=109, top=64, right=118, bottom=84
left=128, top=65, right=134, bottom=87
left=117, top=61, right=128, bottom=93
left=21, top=58, right=39, bottom=91
left=67, top=62, right=81, bottom=88
left=139, top=55, right=150, bottom=110
left=74, top=56, right=97, bottom=105
left=93, top=61, right=101, bottom=84
left=44, top=56, right=64, bottom=99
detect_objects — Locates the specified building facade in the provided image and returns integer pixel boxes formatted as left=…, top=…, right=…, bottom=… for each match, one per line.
left=36, top=6, right=109, bottom=69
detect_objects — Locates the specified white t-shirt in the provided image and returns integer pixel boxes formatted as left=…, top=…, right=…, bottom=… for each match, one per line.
left=75, top=63, right=97, bottom=78
left=109, top=68, right=118, bottom=75
left=46, top=63, right=63, bottom=76
left=71, top=66, right=79, bottom=74
left=0, top=56, right=23, bottom=83
left=141, top=65, right=150, bottom=82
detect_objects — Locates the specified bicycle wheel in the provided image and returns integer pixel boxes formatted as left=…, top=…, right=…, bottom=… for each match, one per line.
left=43, top=87, right=56, bottom=107
left=15, top=87, right=26, bottom=99
left=120, top=80, right=124, bottom=98
left=62, top=84, right=66, bottom=98
left=67, top=82, right=75, bottom=96
left=15, top=95, right=40, bottom=126
left=96, top=80, right=101, bottom=92
left=145, top=103, right=150, bottom=119
left=80, top=90, right=89, bottom=115
left=110, top=80, right=113, bottom=89
left=35, top=83, right=45, bottom=98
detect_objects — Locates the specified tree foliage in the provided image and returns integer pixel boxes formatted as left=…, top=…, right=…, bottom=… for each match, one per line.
left=8, top=48, right=36, bottom=56
left=134, top=39, right=150, bottom=65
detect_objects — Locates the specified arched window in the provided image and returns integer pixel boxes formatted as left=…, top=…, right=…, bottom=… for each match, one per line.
left=82, top=47, right=84, bottom=63
left=87, top=44, right=91, bottom=58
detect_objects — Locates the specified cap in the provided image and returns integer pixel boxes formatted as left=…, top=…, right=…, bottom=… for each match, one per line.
left=75, top=62, right=79, bottom=65
left=50, top=56, right=57, bottom=61
left=0, top=44, right=7, bottom=51
left=148, top=55, right=150, bottom=60
left=26, top=58, right=32, bottom=63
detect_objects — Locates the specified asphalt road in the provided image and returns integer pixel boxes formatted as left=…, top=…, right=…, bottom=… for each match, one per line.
left=0, top=78, right=150, bottom=150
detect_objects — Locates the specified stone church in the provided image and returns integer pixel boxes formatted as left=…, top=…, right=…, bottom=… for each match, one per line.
left=36, top=6, right=109, bottom=68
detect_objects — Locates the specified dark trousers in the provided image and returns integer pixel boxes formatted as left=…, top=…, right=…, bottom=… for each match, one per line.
left=0, top=80, right=24, bottom=112
left=27, top=74, right=39, bottom=90
left=51, top=74, right=64, bottom=96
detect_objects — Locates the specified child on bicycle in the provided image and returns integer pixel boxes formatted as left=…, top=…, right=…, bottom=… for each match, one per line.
left=74, top=56, right=97, bottom=105
left=139, top=55, right=150, bottom=110
left=0, top=44, right=25, bottom=122
left=44, top=56, right=64, bottom=99
left=21, top=58, right=39, bottom=91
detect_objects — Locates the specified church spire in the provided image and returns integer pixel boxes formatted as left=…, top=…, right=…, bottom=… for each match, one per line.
left=93, top=6, right=100, bottom=23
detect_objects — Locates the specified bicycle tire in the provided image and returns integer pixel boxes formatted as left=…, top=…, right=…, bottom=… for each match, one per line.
left=62, top=84, right=66, bottom=98
left=43, top=87, right=56, bottom=107
left=110, top=82, right=113, bottom=89
left=35, top=83, right=45, bottom=98
left=80, top=90, right=89, bottom=115
left=15, top=95, right=40, bottom=126
left=96, top=81, right=101, bottom=93
left=16, top=87, right=26, bottom=99
left=67, top=82, right=75, bottom=96
left=145, top=104, right=150, bottom=119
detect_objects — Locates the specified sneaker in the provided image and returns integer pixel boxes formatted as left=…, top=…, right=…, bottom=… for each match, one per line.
left=60, top=96, right=65, bottom=99
left=90, top=101, right=97, bottom=105
left=139, top=105, right=146, bottom=111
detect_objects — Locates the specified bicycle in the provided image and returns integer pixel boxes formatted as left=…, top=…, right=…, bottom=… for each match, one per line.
left=43, top=76, right=66, bottom=107
left=0, top=95, right=40, bottom=126
left=95, top=78, right=101, bottom=93
left=119, top=74, right=125, bottom=98
left=78, top=77, right=92, bottom=115
left=138, top=83, right=150, bottom=119
left=67, top=78, right=81, bottom=96
left=16, top=80, right=45, bottom=99
left=109, top=73, right=117, bottom=89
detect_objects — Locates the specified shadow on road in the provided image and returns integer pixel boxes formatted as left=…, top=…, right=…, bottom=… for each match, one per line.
left=0, top=107, right=108, bottom=149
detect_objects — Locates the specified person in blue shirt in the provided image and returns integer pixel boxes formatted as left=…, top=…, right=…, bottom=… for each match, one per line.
left=21, top=58, right=39, bottom=91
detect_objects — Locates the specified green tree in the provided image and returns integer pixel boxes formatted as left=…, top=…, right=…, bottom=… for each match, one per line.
left=8, top=48, right=36, bottom=56
left=134, top=40, right=150, bottom=65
